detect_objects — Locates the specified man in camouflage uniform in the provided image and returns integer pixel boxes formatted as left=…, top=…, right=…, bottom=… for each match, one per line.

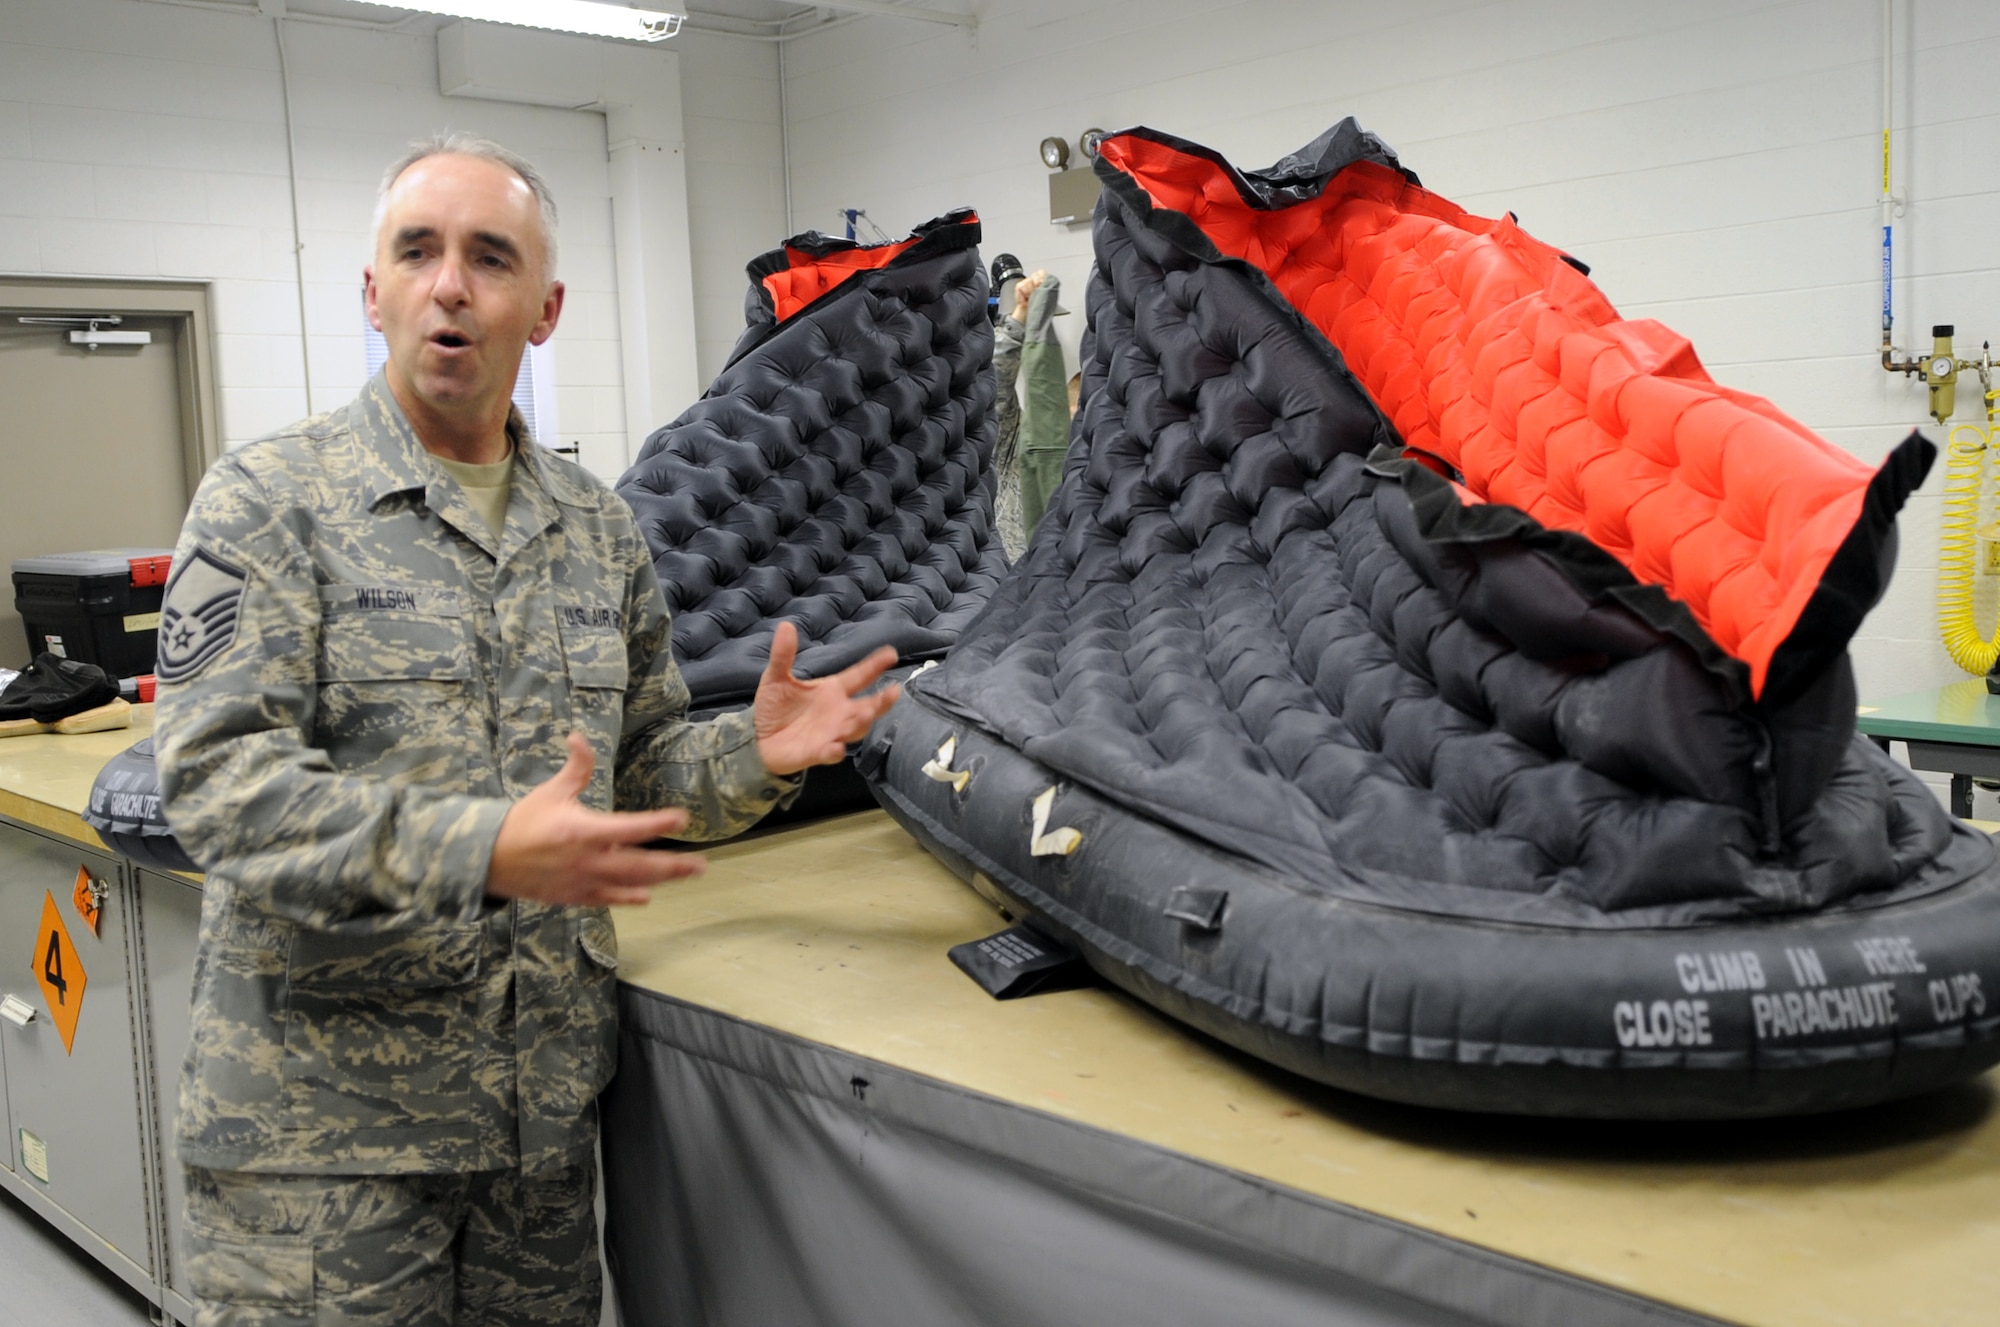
left=991, top=264, right=1069, bottom=556
left=155, top=133, right=898, bottom=1325
left=988, top=258, right=1036, bottom=561
left=1013, top=271, right=1071, bottom=537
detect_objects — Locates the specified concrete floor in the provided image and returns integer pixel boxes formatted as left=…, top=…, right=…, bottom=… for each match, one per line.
left=0, top=1175, right=622, bottom=1327
left=0, top=1186, right=154, bottom=1327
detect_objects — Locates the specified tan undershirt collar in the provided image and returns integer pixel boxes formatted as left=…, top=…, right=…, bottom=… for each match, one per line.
left=434, top=449, right=515, bottom=539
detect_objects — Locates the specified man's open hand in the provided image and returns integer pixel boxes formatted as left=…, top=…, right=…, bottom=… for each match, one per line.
left=487, top=733, right=704, bottom=906
left=753, top=621, right=900, bottom=775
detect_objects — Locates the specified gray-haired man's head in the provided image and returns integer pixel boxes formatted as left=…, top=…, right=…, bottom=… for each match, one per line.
left=373, top=131, right=560, bottom=279
left=363, top=132, right=566, bottom=451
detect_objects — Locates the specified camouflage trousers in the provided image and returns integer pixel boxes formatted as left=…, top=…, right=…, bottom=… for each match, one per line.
left=182, top=1162, right=601, bottom=1326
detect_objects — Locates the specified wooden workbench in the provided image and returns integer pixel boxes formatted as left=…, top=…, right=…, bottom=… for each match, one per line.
left=610, top=810, right=2000, bottom=1327
left=0, top=702, right=154, bottom=839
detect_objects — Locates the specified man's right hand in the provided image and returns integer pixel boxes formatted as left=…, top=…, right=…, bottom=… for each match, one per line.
left=487, top=733, right=704, bottom=906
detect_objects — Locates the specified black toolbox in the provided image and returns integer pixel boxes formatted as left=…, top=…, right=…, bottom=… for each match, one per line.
left=12, top=549, right=174, bottom=678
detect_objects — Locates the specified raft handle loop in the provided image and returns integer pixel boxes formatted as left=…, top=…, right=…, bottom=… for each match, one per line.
left=1163, top=887, right=1228, bottom=932
left=1030, top=786, right=1083, bottom=857
left=922, top=736, right=971, bottom=792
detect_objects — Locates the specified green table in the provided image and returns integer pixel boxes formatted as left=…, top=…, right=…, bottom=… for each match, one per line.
left=1856, top=679, right=2000, bottom=817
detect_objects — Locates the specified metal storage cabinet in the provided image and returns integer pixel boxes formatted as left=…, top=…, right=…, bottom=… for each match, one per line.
left=135, top=864, right=202, bottom=1322
left=0, top=820, right=158, bottom=1301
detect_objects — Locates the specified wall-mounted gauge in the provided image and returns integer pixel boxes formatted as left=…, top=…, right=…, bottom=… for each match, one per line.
left=1039, top=136, right=1070, bottom=170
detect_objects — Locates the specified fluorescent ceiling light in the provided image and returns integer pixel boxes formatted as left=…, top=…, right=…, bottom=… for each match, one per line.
left=401, top=0, right=683, bottom=41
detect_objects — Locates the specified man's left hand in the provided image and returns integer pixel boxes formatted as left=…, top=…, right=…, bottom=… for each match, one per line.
left=753, top=621, right=900, bottom=775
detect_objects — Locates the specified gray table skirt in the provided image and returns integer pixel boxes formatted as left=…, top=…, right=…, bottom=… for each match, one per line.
left=600, top=985, right=1719, bottom=1327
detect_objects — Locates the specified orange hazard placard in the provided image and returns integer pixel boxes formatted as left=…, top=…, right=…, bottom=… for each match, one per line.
left=71, top=865, right=102, bottom=937
left=31, top=891, right=86, bottom=1055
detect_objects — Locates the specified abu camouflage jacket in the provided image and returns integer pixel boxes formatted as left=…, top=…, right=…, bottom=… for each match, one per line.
left=155, top=373, right=795, bottom=1176
left=992, top=312, right=1027, bottom=559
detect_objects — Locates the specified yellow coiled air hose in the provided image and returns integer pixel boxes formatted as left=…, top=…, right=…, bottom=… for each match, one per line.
left=1938, top=406, right=2000, bottom=676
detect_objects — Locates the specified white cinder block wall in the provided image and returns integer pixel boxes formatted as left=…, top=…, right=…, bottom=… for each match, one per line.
left=780, top=0, right=2000, bottom=726
left=680, top=30, right=786, bottom=384
left=0, top=0, right=784, bottom=480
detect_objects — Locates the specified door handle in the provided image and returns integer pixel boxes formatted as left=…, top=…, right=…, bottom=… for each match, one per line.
left=0, top=994, right=36, bottom=1027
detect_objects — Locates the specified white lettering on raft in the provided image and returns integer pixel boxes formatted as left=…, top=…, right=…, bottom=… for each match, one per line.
left=1853, top=936, right=1926, bottom=976
left=1752, top=983, right=1898, bottom=1039
left=1929, top=972, right=1987, bottom=1024
left=1614, top=999, right=1714, bottom=1048
left=1675, top=951, right=1767, bottom=994
left=1783, top=946, right=1827, bottom=988
left=98, top=790, right=159, bottom=819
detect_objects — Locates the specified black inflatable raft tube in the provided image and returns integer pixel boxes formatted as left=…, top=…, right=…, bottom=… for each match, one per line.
left=82, top=736, right=199, bottom=874
left=862, top=701, right=2000, bottom=1119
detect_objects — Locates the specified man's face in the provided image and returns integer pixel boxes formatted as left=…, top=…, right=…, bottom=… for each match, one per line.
left=364, top=153, right=563, bottom=428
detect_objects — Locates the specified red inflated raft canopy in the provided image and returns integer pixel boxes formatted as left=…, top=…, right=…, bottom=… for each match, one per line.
left=1097, top=134, right=1913, bottom=701
left=758, top=211, right=981, bottom=323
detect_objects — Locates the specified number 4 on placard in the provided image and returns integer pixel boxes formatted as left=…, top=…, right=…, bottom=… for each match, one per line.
left=42, top=931, right=67, bottom=1004
left=29, top=892, right=86, bottom=1054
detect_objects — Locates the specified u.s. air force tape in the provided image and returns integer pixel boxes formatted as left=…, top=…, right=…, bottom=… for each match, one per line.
left=155, top=547, right=247, bottom=684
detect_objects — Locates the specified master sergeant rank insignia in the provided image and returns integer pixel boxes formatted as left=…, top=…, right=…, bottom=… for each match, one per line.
left=155, top=548, right=247, bottom=684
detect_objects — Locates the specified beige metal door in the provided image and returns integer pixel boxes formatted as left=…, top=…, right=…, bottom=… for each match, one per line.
left=0, top=312, right=193, bottom=668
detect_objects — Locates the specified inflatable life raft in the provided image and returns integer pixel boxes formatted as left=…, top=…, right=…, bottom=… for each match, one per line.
left=618, top=211, right=1006, bottom=818
left=82, top=735, right=199, bottom=874
left=859, top=122, right=2000, bottom=1118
